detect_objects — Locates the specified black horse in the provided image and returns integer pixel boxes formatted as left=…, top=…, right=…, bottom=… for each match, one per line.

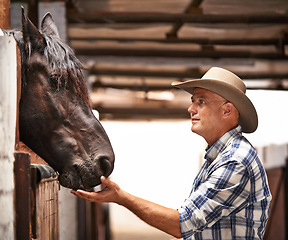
left=4, top=8, right=114, bottom=190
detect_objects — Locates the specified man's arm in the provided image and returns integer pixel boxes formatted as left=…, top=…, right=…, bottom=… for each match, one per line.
left=71, top=176, right=182, bottom=239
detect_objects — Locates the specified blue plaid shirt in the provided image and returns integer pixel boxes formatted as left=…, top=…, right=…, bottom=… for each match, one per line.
left=178, top=125, right=271, bottom=240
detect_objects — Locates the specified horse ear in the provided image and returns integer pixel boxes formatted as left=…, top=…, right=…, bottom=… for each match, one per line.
left=41, top=13, right=60, bottom=38
left=21, top=6, right=46, bottom=53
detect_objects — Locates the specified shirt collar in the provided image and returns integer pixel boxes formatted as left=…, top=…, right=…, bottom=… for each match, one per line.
left=204, top=125, right=242, bottom=163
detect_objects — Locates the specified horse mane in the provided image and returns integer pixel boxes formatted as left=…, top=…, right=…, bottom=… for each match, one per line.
left=42, top=34, right=91, bottom=106
left=4, top=29, right=91, bottom=106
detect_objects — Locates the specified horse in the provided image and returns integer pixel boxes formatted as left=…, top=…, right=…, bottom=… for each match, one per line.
left=3, top=8, right=115, bottom=190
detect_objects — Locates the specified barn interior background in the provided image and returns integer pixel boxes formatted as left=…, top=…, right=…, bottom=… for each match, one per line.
left=1, top=0, right=288, bottom=239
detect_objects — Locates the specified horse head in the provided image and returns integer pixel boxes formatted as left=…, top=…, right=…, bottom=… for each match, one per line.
left=14, top=8, right=114, bottom=190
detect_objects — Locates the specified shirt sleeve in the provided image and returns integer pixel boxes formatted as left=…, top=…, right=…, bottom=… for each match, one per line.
left=178, top=160, right=251, bottom=239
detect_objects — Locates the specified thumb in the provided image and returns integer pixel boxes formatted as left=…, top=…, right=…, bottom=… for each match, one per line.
left=100, top=176, right=112, bottom=187
left=100, top=176, right=119, bottom=191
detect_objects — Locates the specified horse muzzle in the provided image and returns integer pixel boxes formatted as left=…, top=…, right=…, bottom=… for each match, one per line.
left=58, top=154, right=114, bottom=190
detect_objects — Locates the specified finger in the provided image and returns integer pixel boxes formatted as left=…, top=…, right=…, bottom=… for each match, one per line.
left=71, top=189, right=83, bottom=198
left=76, top=189, right=94, bottom=198
left=100, top=176, right=113, bottom=187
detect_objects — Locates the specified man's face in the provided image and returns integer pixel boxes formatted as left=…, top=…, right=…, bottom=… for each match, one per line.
left=188, top=88, right=228, bottom=145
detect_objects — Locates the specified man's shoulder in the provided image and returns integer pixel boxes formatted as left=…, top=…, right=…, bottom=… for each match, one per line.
left=221, top=135, right=258, bottom=164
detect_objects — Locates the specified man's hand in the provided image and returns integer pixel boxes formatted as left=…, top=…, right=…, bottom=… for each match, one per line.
left=71, top=176, right=182, bottom=238
left=71, top=176, right=122, bottom=204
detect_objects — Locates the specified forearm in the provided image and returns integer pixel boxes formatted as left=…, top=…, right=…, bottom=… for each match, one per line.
left=71, top=177, right=182, bottom=238
left=118, top=190, right=182, bottom=239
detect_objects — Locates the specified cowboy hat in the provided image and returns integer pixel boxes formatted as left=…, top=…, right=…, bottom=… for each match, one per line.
left=172, top=67, right=258, bottom=133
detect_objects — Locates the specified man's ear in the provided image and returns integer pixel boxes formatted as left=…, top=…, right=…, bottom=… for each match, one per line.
left=223, top=102, right=239, bottom=121
left=223, top=102, right=233, bottom=115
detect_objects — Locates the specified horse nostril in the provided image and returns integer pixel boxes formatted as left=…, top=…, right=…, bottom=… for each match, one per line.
left=97, top=156, right=113, bottom=177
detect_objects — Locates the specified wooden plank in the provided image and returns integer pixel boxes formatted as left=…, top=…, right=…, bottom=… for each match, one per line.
left=14, top=152, right=31, bottom=240
left=31, top=164, right=59, bottom=240
left=74, top=47, right=288, bottom=60
left=31, top=165, right=37, bottom=239
left=89, top=66, right=288, bottom=80
left=0, top=35, right=18, bottom=240
left=70, top=36, right=288, bottom=46
left=36, top=173, right=59, bottom=239
left=15, top=38, right=21, bottom=149
left=67, top=12, right=288, bottom=24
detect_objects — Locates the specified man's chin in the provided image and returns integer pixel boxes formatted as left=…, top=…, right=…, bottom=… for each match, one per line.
left=191, top=124, right=201, bottom=134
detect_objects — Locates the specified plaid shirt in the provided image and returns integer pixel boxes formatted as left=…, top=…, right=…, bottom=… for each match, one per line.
left=178, top=125, right=271, bottom=240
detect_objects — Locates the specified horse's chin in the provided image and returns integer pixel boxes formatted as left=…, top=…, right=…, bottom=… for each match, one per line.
left=58, top=172, right=101, bottom=190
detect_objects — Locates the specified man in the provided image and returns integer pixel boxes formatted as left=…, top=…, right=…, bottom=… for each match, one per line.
left=72, top=67, right=271, bottom=239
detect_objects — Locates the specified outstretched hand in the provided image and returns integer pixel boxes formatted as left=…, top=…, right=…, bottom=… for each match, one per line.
left=71, top=176, right=122, bottom=204
left=72, top=176, right=182, bottom=238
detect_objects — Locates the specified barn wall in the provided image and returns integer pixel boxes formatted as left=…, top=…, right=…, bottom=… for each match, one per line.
left=0, top=35, right=17, bottom=240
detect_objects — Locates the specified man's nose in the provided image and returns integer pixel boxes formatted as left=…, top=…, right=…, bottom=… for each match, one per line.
left=188, top=104, right=196, bottom=115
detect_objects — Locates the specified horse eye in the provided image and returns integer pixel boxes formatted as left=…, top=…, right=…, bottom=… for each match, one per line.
left=49, top=74, right=58, bottom=82
left=49, top=74, right=62, bottom=89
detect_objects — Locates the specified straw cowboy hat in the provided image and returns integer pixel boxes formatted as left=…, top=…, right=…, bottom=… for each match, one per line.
left=172, top=67, right=258, bottom=133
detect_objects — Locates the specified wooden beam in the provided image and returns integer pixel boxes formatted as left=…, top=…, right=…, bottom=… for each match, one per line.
left=91, top=82, right=288, bottom=91
left=95, top=106, right=190, bottom=120
left=67, top=12, right=288, bottom=24
left=88, top=66, right=288, bottom=79
left=166, top=0, right=204, bottom=38
left=75, top=47, right=288, bottom=59
left=92, top=82, right=173, bottom=91
left=70, top=36, right=288, bottom=46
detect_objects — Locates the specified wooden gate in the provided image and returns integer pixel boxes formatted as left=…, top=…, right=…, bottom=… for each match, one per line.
left=14, top=154, right=60, bottom=240
left=31, top=164, right=59, bottom=240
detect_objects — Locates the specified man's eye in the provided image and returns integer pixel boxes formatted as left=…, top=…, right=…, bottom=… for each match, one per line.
left=191, top=98, right=206, bottom=106
left=199, top=99, right=205, bottom=105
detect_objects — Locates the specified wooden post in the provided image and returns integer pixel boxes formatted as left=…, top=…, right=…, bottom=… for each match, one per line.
left=0, top=0, right=11, bottom=29
left=0, top=34, right=17, bottom=240
left=14, top=152, right=31, bottom=240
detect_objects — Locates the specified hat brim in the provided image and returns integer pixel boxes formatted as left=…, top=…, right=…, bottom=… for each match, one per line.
left=172, top=79, right=258, bottom=133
